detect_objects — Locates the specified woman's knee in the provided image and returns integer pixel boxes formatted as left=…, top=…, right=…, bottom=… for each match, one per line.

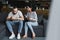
left=26, top=22, right=31, bottom=26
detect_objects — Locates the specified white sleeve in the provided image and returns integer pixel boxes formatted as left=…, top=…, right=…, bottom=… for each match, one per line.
left=8, top=12, right=12, bottom=17
left=18, top=11, right=23, bottom=17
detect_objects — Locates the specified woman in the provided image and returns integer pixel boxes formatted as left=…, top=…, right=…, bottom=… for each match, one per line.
left=23, top=6, right=38, bottom=38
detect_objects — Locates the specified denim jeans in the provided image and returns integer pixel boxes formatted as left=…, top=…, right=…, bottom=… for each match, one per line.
left=24, top=22, right=38, bottom=35
left=6, top=20, right=23, bottom=33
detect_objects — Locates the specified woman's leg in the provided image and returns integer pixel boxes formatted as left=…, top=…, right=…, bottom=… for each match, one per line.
left=23, top=22, right=38, bottom=38
left=27, top=22, right=35, bottom=34
left=26, top=22, right=38, bottom=38
left=23, top=22, right=28, bottom=38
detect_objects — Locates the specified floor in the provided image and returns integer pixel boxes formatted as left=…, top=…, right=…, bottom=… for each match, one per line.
left=1, top=36, right=45, bottom=40
left=0, top=23, right=46, bottom=40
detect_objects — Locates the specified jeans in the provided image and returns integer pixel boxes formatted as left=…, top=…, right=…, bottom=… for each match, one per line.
left=6, top=20, right=23, bottom=33
left=24, top=22, right=38, bottom=35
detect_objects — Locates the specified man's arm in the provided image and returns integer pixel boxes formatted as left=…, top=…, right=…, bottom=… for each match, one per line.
left=7, top=16, right=12, bottom=20
left=17, top=11, right=24, bottom=20
left=6, top=12, right=12, bottom=20
left=17, top=16, right=24, bottom=20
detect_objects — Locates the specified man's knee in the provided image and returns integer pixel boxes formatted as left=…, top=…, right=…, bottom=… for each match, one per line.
left=6, top=21, right=10, bottom=24
left=6, top=21, right=12, bottom=24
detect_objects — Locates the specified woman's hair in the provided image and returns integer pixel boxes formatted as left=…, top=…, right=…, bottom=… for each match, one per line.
left=26, top=6, right=36, bottom=11
left=32, top=7, right=36, bottom=11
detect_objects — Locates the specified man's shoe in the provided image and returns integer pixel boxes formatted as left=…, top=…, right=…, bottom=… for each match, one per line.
left=9, top=34, right=15, bottom=39
left=17, top=34, right=21, bottom=39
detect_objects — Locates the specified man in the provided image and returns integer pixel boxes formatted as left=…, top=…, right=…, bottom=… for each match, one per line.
left=23, top=6, right=38, bottom=38
left=6, top=7, right=24, bottom=39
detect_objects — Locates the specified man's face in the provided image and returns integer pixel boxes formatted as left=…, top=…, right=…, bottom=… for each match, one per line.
left=13, top=8, right=18, bottom=14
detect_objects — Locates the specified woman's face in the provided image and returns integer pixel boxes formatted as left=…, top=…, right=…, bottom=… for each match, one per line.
left=27, top=7, right=32, bottom=12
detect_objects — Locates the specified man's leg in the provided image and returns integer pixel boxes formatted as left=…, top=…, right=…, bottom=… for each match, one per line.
left=6, top=21, right=15, bottom=39
left=18, top=20, right=23, bottom=33
left=17, top=20, right=23, bottom=39
left=6, top=21, right=14, bottom=33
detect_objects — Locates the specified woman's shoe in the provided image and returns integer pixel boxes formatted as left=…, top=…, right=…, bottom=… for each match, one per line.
left=23, top=35, right=27, bottom=38
left=32, top=33, right=36, bottom=38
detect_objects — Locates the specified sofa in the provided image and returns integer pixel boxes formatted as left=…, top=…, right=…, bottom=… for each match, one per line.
left=0, top=10, right=48, bottom=37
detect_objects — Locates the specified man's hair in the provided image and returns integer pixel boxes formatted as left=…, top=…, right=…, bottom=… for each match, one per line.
left=13, top=6, right=18, bottom=9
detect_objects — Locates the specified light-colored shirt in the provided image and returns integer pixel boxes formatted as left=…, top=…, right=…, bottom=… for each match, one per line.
left=8, top=10, right=23, bottom=19
left=26, top=11, right=38, bottom=22
left=8, top=10, right=23, bottom=21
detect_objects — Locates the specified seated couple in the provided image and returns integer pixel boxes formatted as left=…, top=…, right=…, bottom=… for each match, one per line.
left=6, top=6, right=38, bottom=39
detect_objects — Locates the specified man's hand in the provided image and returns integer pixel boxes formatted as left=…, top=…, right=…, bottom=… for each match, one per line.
left=17, top=16, right=24, bottom=20
left=11, top=17, right=16, bottom=20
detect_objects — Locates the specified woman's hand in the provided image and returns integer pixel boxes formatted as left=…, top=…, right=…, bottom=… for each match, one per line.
left=29, top=18, right=33, bottom=20
left=29, top=18, right=37, bottom=21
